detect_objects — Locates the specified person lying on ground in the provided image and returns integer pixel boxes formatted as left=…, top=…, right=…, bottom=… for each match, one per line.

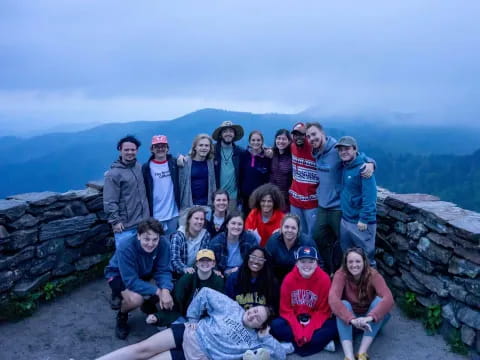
left=96, top=287, right=286, bottom=360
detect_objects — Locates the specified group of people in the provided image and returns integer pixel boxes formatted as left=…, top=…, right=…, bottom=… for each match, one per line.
left=99, top=120, right=393, bottom=360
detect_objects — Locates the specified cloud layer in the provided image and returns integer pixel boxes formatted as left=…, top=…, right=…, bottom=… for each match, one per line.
left=1, top=0, right=479, bottom=132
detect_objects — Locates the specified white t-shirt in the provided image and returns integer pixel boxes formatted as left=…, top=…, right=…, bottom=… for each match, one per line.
left=150, top=159, right=179, bottom=221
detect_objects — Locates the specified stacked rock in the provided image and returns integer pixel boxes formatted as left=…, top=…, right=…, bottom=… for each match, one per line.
left=375, top=188, right=480, bottom=352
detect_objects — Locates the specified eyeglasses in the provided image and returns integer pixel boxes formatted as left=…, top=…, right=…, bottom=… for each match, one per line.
left=249, top=255, right=266, bottom=263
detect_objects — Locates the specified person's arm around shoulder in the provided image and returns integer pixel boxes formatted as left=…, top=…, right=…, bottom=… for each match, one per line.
left=328, top=270, right=356, bottom=324
left=367, top=270, right=394, bottom=322
left=358, top=153, right=376, bottom=178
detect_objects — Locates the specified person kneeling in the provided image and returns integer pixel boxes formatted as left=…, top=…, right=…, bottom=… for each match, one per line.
left=97, top=288, right=287, bottom=360
left=104, top=218, right=174, bottom=339
left=328, top=247, right=394, bottom=360
left=270, top=246, right=337, bottom=357
left=145, top=249, right=224, bottom=327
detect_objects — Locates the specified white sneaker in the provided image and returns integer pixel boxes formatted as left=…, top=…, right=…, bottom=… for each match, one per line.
left=256, top=348, right=270, bottom=360
left=324, top=340, right=336, bottom=352
left=280, top=342, right=295, bottom=354
left=243, top=350, right=256, bottom=360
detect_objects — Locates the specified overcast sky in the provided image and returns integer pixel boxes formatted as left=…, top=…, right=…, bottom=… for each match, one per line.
left=0, top=0, right=479, bottom=133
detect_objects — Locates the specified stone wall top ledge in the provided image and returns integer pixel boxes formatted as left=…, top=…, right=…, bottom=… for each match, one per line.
left=86, top=180, right=104, bottom=191
left=7, top=192, right=60, bottom=206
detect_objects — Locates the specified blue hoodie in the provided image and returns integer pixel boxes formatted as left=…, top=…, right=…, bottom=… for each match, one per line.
left=187, top=287, right=286, bottom=360
left=313, top=136, right=375, bottom=210
left=340, top=154, right=377, bottom=224
left=104, top=234, right=173, bottom=295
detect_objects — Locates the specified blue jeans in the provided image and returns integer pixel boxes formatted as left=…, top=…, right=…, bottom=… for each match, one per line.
left=340, top=219, right=377, bottom=267
left=270, top=317, right=337, bottom=357
left=159, top=216, right=179, bottom=237
left=114, top=227, right=137, bottom=248
left=290, top=206, right=317, bottom=238
left=336, top=297, right=391, bottom=341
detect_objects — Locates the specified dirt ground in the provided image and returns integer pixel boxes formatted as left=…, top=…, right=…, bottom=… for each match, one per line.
left=0, top=278, right=467, bottom=360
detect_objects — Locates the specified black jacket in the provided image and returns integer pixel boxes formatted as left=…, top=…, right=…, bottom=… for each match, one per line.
left=142, top=154, right=180, bottom=216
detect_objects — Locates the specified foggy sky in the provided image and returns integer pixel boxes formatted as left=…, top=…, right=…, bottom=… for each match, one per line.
left=1, top=0, right=479, bottom=133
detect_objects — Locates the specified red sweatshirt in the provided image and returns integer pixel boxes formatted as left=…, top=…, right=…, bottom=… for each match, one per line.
left=245, top=208, right=284, bottom=247
left=328, top=269, right=394, bottom=324
left=280, top=265, right=331, bottom=346
left=289, top=141, right=319, bottom=209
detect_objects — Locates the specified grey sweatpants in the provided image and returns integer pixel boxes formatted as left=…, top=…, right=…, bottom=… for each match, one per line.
left=340, top=219, right=377, bottom=266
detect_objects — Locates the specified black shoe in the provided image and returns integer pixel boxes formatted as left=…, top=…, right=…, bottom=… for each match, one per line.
left=115, top=311, right=130, bottom=340
left=140, top=295, right=159, bottom=314
left=110, top=294, right=122, bottom=310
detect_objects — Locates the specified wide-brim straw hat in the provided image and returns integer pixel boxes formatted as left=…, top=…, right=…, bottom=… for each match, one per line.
left=211, top=121, right=244, bottom=142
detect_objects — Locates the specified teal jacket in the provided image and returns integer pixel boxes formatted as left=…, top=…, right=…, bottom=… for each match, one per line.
left=340, top=155, right=377, bottom=224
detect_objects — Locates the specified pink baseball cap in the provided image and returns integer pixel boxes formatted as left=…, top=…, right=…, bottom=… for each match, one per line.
left=151, top=135, right=168, bottom=145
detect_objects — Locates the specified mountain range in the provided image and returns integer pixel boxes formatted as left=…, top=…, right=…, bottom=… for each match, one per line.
left=1, top=108, right=479, bottom=211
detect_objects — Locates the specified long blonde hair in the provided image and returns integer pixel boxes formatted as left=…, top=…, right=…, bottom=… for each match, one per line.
left=190, top=133, right=214, bottom=160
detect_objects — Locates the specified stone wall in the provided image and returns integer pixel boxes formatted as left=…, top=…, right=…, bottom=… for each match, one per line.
left=0, top=181, right=113, bottom=304
left=0, top=182, right=479, bottom=350
left=375, top=188, right=480, bottom=352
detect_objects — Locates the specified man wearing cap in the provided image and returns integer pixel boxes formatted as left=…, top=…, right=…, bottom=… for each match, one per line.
left=306, top=122, right=375, bottom=274
left=212, top=121, right=245, bottom=210
left=142, top=135, right=180, bottom=236
left=144, top=249, right=224, bottom=327
left=336, top=136, right=377, bottom=266
left=104, top=135, right=150, bottom=247
left=270, top=245, right=337, bottom=357
left=289, top=122, right=319, bottom=238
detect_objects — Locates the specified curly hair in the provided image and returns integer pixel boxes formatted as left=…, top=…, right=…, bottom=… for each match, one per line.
left=236, top=246, right=277, bottom=312
left=117, top=135, right=141, bottom=150
left=189, top=133, right=215, bottom=160
left=248, top=183, right=284, bottom=211
left=341, top=247, right=373, bottom=304
left=137, top=218, right=164, bottom=236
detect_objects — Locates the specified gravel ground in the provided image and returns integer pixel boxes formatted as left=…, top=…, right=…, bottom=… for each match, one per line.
left=0, top=279, right=467, bottom=360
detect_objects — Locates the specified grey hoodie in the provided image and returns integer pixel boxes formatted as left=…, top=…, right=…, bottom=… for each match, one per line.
left=103, top=158, right=149, bottom=229
left=187, top=288, right=286, bottom=360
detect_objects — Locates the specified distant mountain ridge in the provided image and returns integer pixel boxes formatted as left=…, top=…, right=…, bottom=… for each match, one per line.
left=1, top=108, right=479, bottom=211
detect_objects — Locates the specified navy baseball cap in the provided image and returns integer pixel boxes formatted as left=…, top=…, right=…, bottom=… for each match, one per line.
left=295, top=246, right=319, bottom=260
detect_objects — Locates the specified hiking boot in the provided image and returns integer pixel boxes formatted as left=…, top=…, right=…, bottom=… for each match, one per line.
left=115, top=311, right=130, bottom=340
left=140, top=295, right=159, bottom=314
left=110, top=294, right=122, bottom=310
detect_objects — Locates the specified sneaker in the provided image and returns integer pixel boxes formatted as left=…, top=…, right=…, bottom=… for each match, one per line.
left=357, top=353, right=370, bottom=360
left=279, top=342, right=295, bottom=354
left=140, top=295, right=159, bottom=314
left=110, top=294, right=122, bottom=310
left=256, top=348, right=270, bottom=360
left=115, top=311, right=130, bottom=340
left=242, top=350, right=256, bottom=360
left=324, top=340, right=336, bottom=352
